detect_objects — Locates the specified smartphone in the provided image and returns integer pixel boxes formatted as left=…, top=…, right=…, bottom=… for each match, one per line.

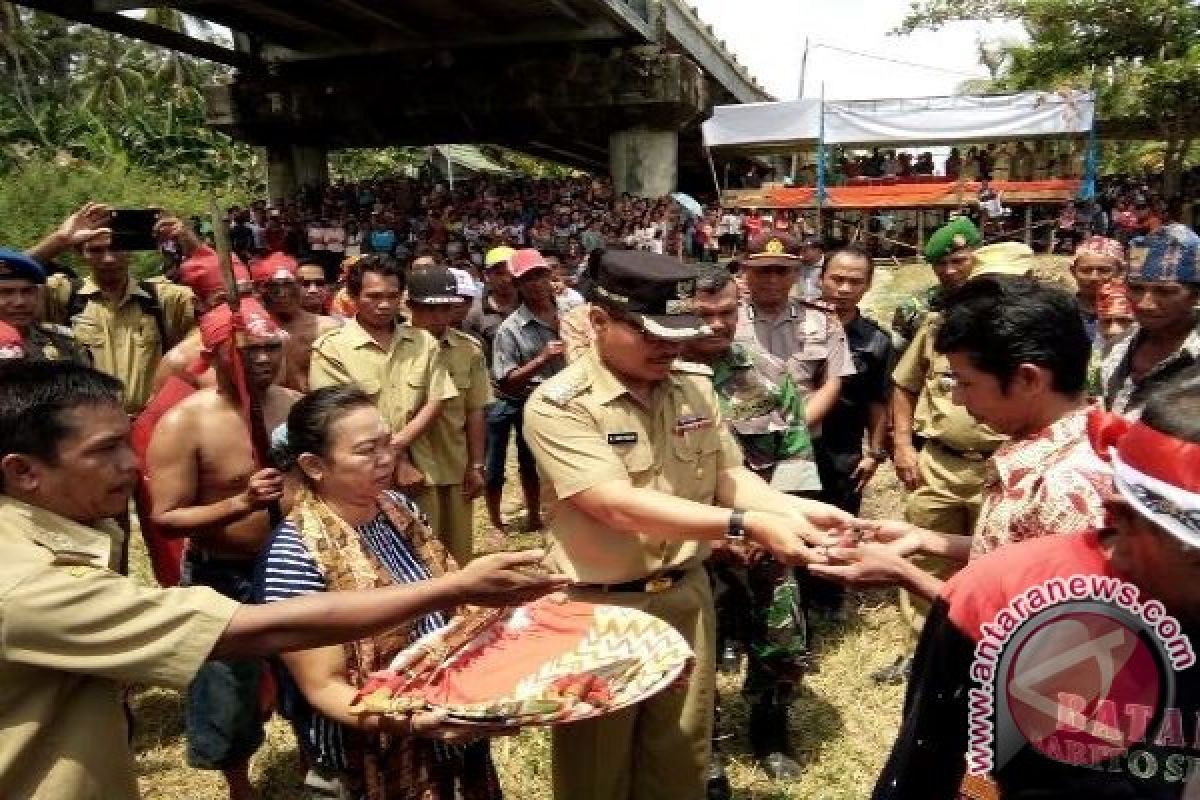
left=109, top=208, right=162, bottom=251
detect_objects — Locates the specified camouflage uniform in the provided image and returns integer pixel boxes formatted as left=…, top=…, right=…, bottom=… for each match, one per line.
left=706, top=342, right=814, bottom=766
left=890, top=284, right=944, bottom=357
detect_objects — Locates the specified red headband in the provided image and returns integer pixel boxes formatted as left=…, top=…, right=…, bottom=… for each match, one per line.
left=1088, top=410, right=1200, bottom=494
left=251, top=252, right=299, bottom=284
left=199, top=298, right=282, bottom=350
left=179, top=245, right=250, bottom=301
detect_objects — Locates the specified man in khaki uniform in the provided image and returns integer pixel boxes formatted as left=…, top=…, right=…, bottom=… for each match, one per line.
left=29, top=203, right=195, bottom=414
left=524, top=249, right=854, bottom=800
left=0, top=359, right=569, bottom=800
left=406, top=267, right=493, bottom=564
left=309, top=255, right=456, bottom=490
left=734, top=232, right=855, bottom=437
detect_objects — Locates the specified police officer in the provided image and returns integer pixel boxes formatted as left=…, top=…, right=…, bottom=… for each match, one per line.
left=523, top=249, right=853, bottom=800
left=29, top=203, right=196, bottom=414
left=309, top=255, right=456, bottom=492
left=890, top=216, right=981, bottom=356
left=734, top=232, right=855, bottom=440
left=0, top=249, right=88, bottom=364
left=406, top=266, right=493, bottom=565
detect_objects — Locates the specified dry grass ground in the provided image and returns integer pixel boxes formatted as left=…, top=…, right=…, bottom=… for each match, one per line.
left=131, top=259, right=1069, bottom=799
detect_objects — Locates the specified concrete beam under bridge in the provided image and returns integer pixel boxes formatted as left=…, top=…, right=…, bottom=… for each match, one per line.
left=206, top=46, right=706, bottom=176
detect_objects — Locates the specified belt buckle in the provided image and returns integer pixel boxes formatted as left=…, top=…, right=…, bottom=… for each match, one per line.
left=644, top=575, right=674, bottom=593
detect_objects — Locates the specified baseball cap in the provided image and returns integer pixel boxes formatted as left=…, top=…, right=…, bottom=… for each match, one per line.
left=408, top=267, right=463, bottom=305
left=448, top=267, right=482, bottom=299
left=591, top=250, right=709, bottom=340
left=0, top=248, right=46, bottom=285
left=484, top=246, right=516, bottom=269
left=508, top=248, right=551, bottom=280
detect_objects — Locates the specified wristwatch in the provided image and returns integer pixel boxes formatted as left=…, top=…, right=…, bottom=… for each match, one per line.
left=867, top=448, right=889, bottom=461
left=726, top=509, right=747, bottom=543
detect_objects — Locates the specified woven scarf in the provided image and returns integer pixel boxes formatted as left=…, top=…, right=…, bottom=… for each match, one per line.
left=288, top=487, right=501, bottom=800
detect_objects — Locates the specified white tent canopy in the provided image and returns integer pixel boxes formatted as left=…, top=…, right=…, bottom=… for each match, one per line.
left=701, top=91, right=1094, bottom=152
left=701, top=98, right=822, bottom=151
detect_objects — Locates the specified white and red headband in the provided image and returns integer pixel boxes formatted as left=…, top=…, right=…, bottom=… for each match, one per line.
left=1089, top=410, right=1200, bottom=547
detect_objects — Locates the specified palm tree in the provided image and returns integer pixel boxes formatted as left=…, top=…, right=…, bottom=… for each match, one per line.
left=140, top=6, right=212, bottom=104
left=78, top=31, right=147, bottom=111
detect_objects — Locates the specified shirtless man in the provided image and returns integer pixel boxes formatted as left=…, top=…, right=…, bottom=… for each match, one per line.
left=146, top=298, right=298, bottom=800
left=251, top=251, right=340, bottom=392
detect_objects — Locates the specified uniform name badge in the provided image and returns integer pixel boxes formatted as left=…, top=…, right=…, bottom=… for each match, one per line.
left=607, top=432, right=638, bottom=445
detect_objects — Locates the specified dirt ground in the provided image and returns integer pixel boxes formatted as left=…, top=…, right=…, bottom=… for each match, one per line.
left=129, top=260, right=1006, bottom=799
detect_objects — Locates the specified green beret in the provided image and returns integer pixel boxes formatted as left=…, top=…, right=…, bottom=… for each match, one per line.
left=924, top=217, right=982, bottom=264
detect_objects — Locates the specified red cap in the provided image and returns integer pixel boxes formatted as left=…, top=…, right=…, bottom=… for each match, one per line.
left=0, top=320, right=24, bottom=359
left=179, top=245, right=251, bottom=302
left=250, top=251, right=299, bottom=285
left=508, top=248, right=550, bottom=280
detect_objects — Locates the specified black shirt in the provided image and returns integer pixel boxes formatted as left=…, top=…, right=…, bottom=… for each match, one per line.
left=819, top=313, right=894, bottom=461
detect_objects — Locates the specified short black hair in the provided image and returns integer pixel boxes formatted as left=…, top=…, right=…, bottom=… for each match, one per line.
left=347, top=254, right=405, bottom=297
left=1141, top=368, right=1200, bottom=444
left=823, top=246, right=875, bottom=282
left=694, top=263, right=734, bottom=294
left=281, top=385, right=376, bottom=473
left=935, top=275, right=1090, bottom=394
left=0, top=361, right=124, bottom=476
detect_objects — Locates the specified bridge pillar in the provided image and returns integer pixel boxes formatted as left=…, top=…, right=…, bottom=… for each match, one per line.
left=266, top=144, right=329, bottom=204
left=610, top=127, right=678, bottom=198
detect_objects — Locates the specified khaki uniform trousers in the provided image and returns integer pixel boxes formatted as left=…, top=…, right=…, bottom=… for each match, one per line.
left=553, top=566, right=715, bottom=800
left=899, top=442, right=988, bottom=633
left=414, top=484, right=476, bottom=566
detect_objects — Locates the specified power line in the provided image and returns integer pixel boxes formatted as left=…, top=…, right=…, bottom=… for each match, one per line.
left=812, top=42, right=983, bottom=78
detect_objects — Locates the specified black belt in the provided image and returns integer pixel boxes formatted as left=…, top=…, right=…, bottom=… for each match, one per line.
left=929, top=439, right=996, bottom=462
left=576, top=568, right=690, bottom=594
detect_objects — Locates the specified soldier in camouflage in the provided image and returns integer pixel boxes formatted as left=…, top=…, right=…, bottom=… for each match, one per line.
left=890, top=217, right=981, bottom=356
left=685, top=263, right=815, bottom=784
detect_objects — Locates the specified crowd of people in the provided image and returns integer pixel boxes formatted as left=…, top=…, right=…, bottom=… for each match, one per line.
left=0, top=166, right=1199, bottom=800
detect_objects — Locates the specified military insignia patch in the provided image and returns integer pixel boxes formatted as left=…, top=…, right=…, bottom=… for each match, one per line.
left=765, top=238, right=785, bottom=255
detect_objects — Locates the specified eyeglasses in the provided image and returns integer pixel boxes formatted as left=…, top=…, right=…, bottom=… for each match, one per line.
left=299, top=278, right=328, bottom=289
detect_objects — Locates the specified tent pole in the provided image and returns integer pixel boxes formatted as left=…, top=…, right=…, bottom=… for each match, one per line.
left=816, top=82, right=826, bottom=235
left=705, top=147, right=722, bottom=202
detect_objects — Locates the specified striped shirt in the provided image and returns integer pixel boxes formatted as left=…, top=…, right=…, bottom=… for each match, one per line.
left=257, top=490, right=446, bottom=771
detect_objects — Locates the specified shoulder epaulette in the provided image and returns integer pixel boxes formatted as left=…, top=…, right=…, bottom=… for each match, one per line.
left=540, top=367, right=591, bottom=407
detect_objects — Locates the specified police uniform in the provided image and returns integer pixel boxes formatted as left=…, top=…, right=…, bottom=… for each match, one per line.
left=524, top=250, right=743, bottom=800
left=405, top=269, right=494, bottom=565
left=309, top=319, right=457, bottom=461
left=734, top=234, right=855, bottom=439
left=43, top=274, right=195, bottom=414
left=0, top=495, right=238, bottom=799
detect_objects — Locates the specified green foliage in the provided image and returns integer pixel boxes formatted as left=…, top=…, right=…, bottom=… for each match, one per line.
left=0, top=155, right=254, bottom=278
left=903, top=0, right=1200, bottom=192
left=0, top=5, right=264, bottom=193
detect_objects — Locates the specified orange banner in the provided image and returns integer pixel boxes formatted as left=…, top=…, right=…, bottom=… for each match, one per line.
left=726, top=179, right=1081, bottom=210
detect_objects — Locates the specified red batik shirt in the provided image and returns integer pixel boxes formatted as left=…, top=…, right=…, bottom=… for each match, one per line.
left=970, top=408, right=1114, bottom=559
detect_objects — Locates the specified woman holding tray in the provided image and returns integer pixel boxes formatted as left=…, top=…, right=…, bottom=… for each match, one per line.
left=256, top=385, right=509, bottom=800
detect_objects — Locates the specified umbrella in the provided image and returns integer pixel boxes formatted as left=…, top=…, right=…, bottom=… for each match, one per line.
left=670, top=192, right=704, bottom=218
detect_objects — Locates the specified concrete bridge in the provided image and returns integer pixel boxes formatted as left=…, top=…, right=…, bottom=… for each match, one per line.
left=27, top=0, right=773, bottom=198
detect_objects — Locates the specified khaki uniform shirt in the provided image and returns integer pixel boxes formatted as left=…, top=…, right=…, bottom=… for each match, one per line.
left=419, top=328, right=493, bottom=485
left=891, top=314, right=1006, bottom=454
left=524, top=350, right=744, bottom=584
left=734, top=299, right=855, bottom=436
left=44, top=275, right=195, bottom=413
left=309, top=320, right=457, bottom=472
left=559, top=302, right=595, bottom=364
left=0, top=497, right=238, bottom=800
